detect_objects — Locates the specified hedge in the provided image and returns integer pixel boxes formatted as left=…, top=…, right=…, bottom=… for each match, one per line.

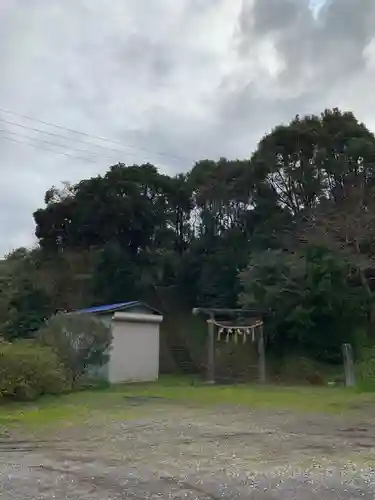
left=0, top=340, right=68, bottom=401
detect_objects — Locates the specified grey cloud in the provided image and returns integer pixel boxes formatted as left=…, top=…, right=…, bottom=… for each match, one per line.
left=213, top=0, right=375, bottom=156
left=1, top=0, right=375, bottom=254
left=249, top=0, right=302, bottom=38
left=119, top=35, right=174, bottom=84
left=237, top=0, right=375, bottom=87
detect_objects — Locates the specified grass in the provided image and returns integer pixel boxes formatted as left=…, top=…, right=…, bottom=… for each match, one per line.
left=1, top=375, right=374, bottom=432
left=117, top=375, right=375, bottom=413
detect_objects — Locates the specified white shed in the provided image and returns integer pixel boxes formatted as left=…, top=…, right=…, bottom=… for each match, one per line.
left=73, top=301, right=163, bottom=383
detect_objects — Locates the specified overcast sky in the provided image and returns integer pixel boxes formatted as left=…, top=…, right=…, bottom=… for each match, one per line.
left=0, top=0, right=375, bottom=255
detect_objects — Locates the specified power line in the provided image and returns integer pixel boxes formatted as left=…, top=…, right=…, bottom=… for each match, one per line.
left=0, top=106, right=192, bottom=163
left=0, top=133, right=100, bottom=164
left=0, top=116, right=126, bottom=156
left=0, top=127, right=128, bottom=162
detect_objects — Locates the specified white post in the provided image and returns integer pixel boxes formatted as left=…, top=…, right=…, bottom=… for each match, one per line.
left=342, top=343, right=355, bottom=387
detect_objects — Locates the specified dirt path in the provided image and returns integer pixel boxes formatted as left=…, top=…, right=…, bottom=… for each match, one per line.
left=1, top=401, right=375, bottom=499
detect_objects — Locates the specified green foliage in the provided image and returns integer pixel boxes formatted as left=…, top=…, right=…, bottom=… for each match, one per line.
left=0, top=248, right=55, bottom=340
left=90, top=242, right=140, bottom=304
left=178, top=232, right=250, bottom=308
left=37, top=313, right=112, bottom=387
left=356, top=346, right=375, bottom=391
left=240, top=247, right=368, bottom=362
left=0, top=340, right=68, bottom=401
left=251, top=108, right=375, bottom=215
left=215, top=341, right=258, bottom=381
left=271, top=355, right=344, bottom=385
left=34, top=163, right=172, bottom=254
left=4, top=282, right=54, bottom=340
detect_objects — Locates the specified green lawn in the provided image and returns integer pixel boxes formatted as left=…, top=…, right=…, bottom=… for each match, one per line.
left=1, top=376, right=374, bottom=431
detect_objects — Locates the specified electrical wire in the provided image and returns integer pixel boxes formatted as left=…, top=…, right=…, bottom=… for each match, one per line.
left=0, top=116, right=126, bottom=155
left=0, top=106, right=192, bottom=163
left=0, top=127, right=128, bottom=162
left=0, top=133, right=100, bottom=164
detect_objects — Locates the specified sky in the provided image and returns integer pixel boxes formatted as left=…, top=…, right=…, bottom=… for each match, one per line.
left=0, top=0, right=375, bottom=255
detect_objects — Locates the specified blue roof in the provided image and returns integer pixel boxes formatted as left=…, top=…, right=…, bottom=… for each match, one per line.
left=73, top=301, right=140, bottom=314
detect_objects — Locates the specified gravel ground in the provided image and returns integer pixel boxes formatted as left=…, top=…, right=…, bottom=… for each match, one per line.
left=1, top=400, right=375, bottom=499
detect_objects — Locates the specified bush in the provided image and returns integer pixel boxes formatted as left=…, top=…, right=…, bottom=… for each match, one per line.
left=37, top=313, right=112, bottom=388
left=269, top=355, right=344, bottom=386
left=0, top=340, right=68, bottom=401
left=278, top=356, right=324, bottom=384
left=356, top=346, right=375, bottom=392
left=215, top=342, right=258, bottom=382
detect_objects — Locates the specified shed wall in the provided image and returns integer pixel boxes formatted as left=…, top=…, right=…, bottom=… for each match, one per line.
left=108, top=320, right=160, bottom=383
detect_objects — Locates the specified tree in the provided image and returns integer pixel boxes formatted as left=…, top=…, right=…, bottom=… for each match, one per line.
left=161, top=173, right=193, bottom=254
left=300, top=184, right=375, bottom=335
left=188, top=157, right=261, bottom=237
left=90, top=242, right=141, bottom=305
left=248, top=107, right=375, bottom=339
left=251, top=108, right=375, bottom=214
left=240, top=247, right=367, bottom=362
left=4, top=282, right=54, bottom=340
left=34, top=163, right=172, bottom=254
left=0, top=248, right=54, bottom=340
left=37, top=313, right=112, bottom=387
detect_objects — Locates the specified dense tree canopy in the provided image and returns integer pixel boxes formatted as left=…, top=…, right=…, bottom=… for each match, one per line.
left=2, top=108, right=375, bottom=363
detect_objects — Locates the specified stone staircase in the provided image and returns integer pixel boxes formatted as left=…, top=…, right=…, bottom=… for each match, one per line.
left=143, top=285, right=200, bottom=375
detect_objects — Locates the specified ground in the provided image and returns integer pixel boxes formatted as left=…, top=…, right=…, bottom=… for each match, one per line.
left=1, top=379, right=375, bottom=499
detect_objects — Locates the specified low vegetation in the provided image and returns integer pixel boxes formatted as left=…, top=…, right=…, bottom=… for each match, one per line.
left=1, top=377, right=375, bottom=433
left=355, top=346, right=375, bottom=391
left=37, top=313, right=112, bottom=388
left=0, top=314, right=111, bottom=402
left=0, top=340, right=68, bottom=401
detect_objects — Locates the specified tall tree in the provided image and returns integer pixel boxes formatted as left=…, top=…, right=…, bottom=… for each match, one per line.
left=0, top=248, right=54, bottom=340
left=251, top=108, right=375, bottom=214
left=34, top=163, right=171, bottom=255
left=240, top=247, right=367, bottom=362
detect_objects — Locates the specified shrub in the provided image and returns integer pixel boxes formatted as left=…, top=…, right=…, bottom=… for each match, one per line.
left=37, top=313, right=112, bottom=388
left=270, top=355, right=343, bottom=385
left=0, top=340, right=68, bottom=401
left=215, top=342, right=258, bottom=382
left=356, top=345, right=375, bottom=392
left=278, top=356, right=323, bottom=384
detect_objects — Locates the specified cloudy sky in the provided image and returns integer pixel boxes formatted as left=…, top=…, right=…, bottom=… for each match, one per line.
left=0, top=0, right=375, bottom=255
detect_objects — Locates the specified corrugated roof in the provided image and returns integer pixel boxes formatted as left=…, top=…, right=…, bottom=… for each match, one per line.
left=73, top=301, right=140, bottom=314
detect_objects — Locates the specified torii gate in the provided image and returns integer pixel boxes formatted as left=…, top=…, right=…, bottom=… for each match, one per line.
left=192, top=307, right=266, bottom=384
